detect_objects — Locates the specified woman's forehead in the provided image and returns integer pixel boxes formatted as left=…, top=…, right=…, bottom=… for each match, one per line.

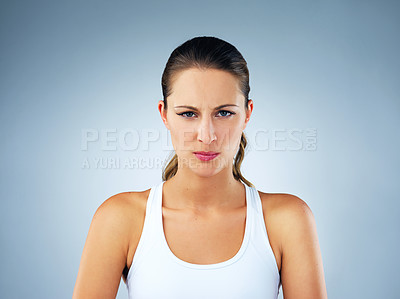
left=169, top=68, right=244, bottom=107
left=171, top=67, right=239, bottom=89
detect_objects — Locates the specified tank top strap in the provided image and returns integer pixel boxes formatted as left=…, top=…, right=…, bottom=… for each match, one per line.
left=247, top=184, right=281, bottom=278
left=245, top=183, right=258, bottom=239
left=247, top=184, right=268, bottom=238
left=133, top=181, right=161, bottom=226
left=126, top=181, right=162, bottom=281
left=247, top=184, right=262, bottom=214
left=152, top=181, right=172, bottom=246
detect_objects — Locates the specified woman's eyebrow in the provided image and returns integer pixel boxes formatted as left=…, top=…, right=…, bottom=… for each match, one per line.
left=174, top=104, right=239, bottom=111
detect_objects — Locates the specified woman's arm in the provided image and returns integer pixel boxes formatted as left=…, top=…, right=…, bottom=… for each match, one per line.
left=72, top=195, right=131, bottom=299
left=278, top=195, right=328, bottom=298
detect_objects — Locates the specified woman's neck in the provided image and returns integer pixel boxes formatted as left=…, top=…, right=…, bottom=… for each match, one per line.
left=163, top=168, right=245, bottom=212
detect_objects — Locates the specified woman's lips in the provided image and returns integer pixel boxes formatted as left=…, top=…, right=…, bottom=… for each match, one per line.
left=193, top=151, right=220, bottom=161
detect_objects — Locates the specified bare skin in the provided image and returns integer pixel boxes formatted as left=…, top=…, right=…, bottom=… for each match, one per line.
left=73, top=68, right=327, bottom=298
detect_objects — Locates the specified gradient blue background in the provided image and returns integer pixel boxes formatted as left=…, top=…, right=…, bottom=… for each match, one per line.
left=1, top=0, right=399, bottom=298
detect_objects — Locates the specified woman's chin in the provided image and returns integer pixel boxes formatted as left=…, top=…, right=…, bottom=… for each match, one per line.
left=177, top=155, right=230, bottom=177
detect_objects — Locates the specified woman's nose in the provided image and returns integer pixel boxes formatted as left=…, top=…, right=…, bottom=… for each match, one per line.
left=197, top=118, right=217, bottom=145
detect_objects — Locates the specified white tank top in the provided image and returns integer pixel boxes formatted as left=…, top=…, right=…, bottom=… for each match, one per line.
left=125, top=181, right=281, bottom=298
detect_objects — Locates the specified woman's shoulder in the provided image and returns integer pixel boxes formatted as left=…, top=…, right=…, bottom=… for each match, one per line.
left=94, top=188, right=153, bottom=261
left=258, top=190, right=314, bottom=234
left=89, top=187, right=152, bottom=245
left=96, top=188, right=152, bottom=222
left=257, top=190, right=316, bottom=266
left=257, top=191, right=312, bottom=217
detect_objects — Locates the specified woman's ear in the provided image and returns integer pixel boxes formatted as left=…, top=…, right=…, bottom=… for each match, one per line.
left=158, top=100, right=170, bottom=130
left=243, top=99, right=254, bottom=130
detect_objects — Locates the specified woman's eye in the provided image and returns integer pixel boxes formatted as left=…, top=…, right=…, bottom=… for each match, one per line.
left=217, top=110, right=235, bottom=117
left=177, top=111, right=196, bottom=118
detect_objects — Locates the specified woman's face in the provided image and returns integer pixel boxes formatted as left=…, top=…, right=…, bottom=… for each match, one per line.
left=158, top=67, right=253, bottom=178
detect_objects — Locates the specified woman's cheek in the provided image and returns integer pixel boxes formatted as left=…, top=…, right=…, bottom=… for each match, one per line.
left=170, top=128, right=195, bottom=152
left=229, top=130, right=243, bottom=153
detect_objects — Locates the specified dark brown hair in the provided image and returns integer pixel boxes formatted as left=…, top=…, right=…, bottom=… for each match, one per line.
left=161, top=36, right=254, bottom=187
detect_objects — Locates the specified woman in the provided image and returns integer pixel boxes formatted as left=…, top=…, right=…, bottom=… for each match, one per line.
left=73, top=36, right=328, bottom=298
